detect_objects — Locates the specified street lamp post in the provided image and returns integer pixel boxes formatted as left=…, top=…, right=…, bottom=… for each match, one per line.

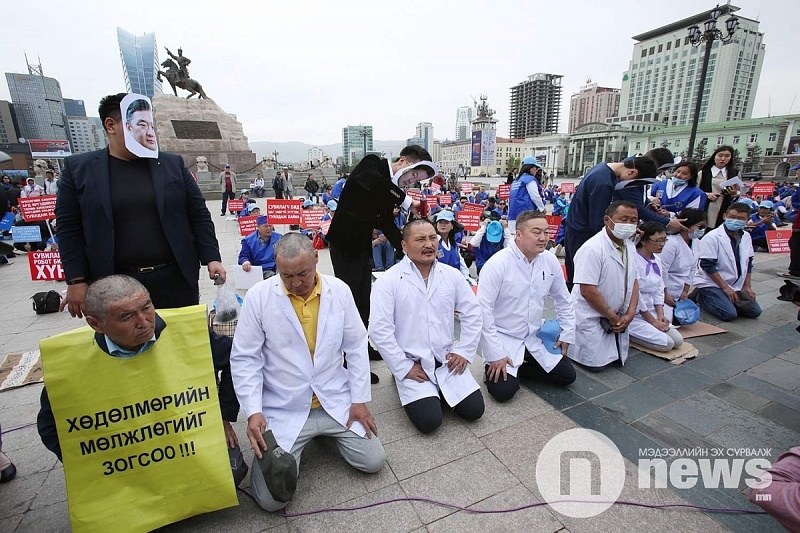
left=551, top=147, right=559, bottom=184
left=358, top=128, right=371, bottom=161
left=685, top=5, right=739, bottom=161
left=271, top=150, right=279, bottom=167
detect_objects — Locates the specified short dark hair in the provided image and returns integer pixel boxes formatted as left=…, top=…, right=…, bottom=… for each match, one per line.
left=515, top=210, right=547, bottom=230
left=677, top=207, right=707, bottom=227
left=636, top=221, right=667, bottom=248
left=623, top=156, right=659, bottom=180
left=643, top=147, right=674, bottom=168
left=402, top=218, right=436, bottom=241
left=98, top=93, right=127, bottom=130
left=519, top=164, right=541, bottom=177
left=727, top=202, right=752, bottom=216
left=606, top=200, right=638, bottom=217
left=125, top=99, right=152, bottom=124
left=398, top=145, right=432, bottom=163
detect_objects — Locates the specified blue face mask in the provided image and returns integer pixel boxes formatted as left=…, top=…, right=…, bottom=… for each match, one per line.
left=671, top=177, right=687, bottom=186
left=724, top=219, right=746, bottom=232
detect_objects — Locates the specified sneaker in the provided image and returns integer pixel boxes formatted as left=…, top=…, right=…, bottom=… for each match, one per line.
left=0, top=454, right=16, bottom=483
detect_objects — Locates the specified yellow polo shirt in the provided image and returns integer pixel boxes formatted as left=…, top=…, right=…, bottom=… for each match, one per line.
left=284, top=273, right=322, bottom=409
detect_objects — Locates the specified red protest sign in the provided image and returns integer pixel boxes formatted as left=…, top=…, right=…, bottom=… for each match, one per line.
left=319, top=219, right=332, bottom=235
left=406, top=190, right=424, bottom=201
left=28, top=251, right=64, bottom=281
left=561, top=183, right=575, bottom=194
left=267, top=199, right=302, bottom=224
left=438, top=194, right=452, bottom=206
left=766, top=229, right=791, bottom=254
left=461, top=183, right=474, bottom=194
left=301, top=207, right=326, bottom=229
left=496, top=184, right=511, bottom=199
left=238, top=215, right=259, bottom=236
left=457, top=211, right=481, bottom=231
left=430, top=182, right=441, bottom=193
left=227, top=199, right=245, bottom=212
left=19, top=195, right=57, bottom=222
left=463, top=202, right=485, bottom=212
left=546, top=215, right=562, bottom=241
left=425, top=195, right=439, bottom=206
left=750, top=182, right=774, bottom=199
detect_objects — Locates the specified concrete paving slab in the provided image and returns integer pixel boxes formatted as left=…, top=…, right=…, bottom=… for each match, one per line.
left=617, top=351, right=674, bottom=379
left=728, top=374, right=800, bottom=411
left=745, top=357, right=800, bottom=390
left=688, top=344, right=774, bottom=380
left=590, top=382, right=677, bottom=423
left=708, top=382, right=772, bottom=412
left=660, top=391, right=755, bottom=436
left=13, top=501, right=70, bottom=533
left=644, top=366, right=720, bottom=399
left=778, top=346, right=800, bottom=364
left=466, top=384, right=553, bottom=439
left=573, top=365, right=636, bottom=390
left=758, top=402, right=800, bottom=433
left=631, top=412, right=718, bottom=452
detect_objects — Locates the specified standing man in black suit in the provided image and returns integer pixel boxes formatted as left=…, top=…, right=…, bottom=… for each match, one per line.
left=57, top=93, right=225, bottom=317
left=327, top=145, right=437, bottom=365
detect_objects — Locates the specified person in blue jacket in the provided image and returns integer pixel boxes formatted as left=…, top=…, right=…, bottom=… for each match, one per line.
left=508, top=156, right=545, bottom=232
left=434, top=210, right=471, bottom=280
left=648, top=161, right=707, bottom=215
left=331, top=174, right=347, bottom=200
left=553, top=191, right=569, bottom=217
left=238, top=216, right=282, bottom=279
left=748, top=200, right=776, bottom=252
left=470, top=219, right=509, bottom=274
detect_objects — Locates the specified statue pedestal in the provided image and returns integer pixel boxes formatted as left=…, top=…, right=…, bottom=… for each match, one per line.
left=152, top=94, right=258, bottom=198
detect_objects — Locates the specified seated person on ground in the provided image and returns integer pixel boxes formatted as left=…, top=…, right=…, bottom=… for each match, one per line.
left=628, top=222, right=684, bottom=352
left=369, top=219, right=484, bottom=433
left=371, top=229, right=395, bottom=272
left=238, top=216, right=282, bottom=279
left=470, top=218, right=512, bottom=275
left=434, top=210, right=471, bottom=281
left=231, top=234, right=385, bottom=512
left=479, top=210, right=577, bottom=402
left=691, top=202, right=762, bottom=321
left=747, top=200, right=776, bottom=252
left=658, top=208, right=706, bottom=322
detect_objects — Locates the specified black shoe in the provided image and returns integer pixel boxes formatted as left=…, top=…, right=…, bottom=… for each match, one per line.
left=0, top=461, right=16, bottom=483
left=220, top=212, right=225, bottom=216
left=368, top=345, right=383, bottom=361
left=370, top=372, right=380, bottom=384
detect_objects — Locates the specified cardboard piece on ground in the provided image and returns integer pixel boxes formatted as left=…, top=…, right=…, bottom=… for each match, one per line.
left=677, top=321, right=727, bottom=339
left=631, top=340, right=698, bottom=363
left=234, top=264, right=262, bottom=290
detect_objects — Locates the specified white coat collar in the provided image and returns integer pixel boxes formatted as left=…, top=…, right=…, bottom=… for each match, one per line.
left=600, top=228, right=628, bottom=267
left=397, top=256, right=439, bottom=297
left=271, top=273, right=332, bottom=343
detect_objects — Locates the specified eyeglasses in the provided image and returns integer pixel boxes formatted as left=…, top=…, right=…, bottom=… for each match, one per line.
left=647, top=238, right=668, bottom=243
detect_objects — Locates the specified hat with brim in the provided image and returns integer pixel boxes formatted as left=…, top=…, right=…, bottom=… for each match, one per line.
left=257, top=430, right=297, bottom=503
left=777, top=280, right=800, bottom=302
left=522, top=156, right=543, bottom=169
left=536, top=319, right=563, bottom=355
left=486, top=221, right=503, bottom=243
left=435, top=210, right=455, bottom=222
left=256, top=215, right=268, bottom=225
left=327, top=200, right=337, bottom=211
left=734, top=290, right=754, bottom=312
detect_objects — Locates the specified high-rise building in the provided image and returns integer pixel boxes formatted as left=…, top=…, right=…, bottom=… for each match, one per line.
left=455, top=106, right=473, bottom=141
left=568, top=81, right=620, bottom=133
left=67, top=117, right=108, bottom=154
left=342, top=125, right=373, bottom=166
left=0, top=101, right=20, bottom=144
left=618, top=4, right=764, bottom=127
left=64, top=98, right=87, bottom=118
left=5, top=69, right=68, bottom=142
left=414, top=122, right=433, bottom=151
left=117, top=27, right=163, bottom=98
left=509, top=73, right=563, bottom=138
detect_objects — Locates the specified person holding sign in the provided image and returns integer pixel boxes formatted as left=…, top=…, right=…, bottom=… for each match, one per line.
left=479, top=211, right=576, bottom=401
left=239, top=216, right=282, bottom=279
left=231, top=234, right=385, bottom=512
left=56, top=93, right=225, bottom=315
left=37, top=276, right=241, bottom=531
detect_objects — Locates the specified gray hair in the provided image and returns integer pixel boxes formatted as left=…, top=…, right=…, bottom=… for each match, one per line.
left=274, top=233, right=315, bottom=261
left=84, top=275, right=149, bottom=320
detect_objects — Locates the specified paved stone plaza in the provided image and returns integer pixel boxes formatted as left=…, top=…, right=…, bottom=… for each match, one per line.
left=1, top=199, right=798, bottom=532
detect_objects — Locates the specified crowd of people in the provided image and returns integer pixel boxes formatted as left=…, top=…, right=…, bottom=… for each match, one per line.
left=2, top=93, right=799, bottom=529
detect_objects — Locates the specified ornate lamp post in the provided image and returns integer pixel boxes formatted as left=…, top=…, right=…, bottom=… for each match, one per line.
left=271, top=150, right=279, bottom=167
left=358, top=128, right=372, bottom=160
left=685, top=5, right=739, bottom=161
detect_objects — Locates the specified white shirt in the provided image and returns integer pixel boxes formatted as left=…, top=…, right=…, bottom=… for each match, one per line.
left=43, top=179, right=59, bottom=196
left=526, top=179, right=546, bottom=211
left=658, top=234, right=697, bottom=299
left=479, top=241, right=575, bottom=375
left=369, top=258, right=482, bottom=406
left=710, top=166, right=727, bottom=179
left=21, top=183, right=44, bottom=198
left=635, top=252, right=665, bottom=314
left=693, top=225, right=753, bottom=292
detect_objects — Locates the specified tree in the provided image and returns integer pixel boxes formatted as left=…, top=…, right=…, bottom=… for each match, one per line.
left=506, top=156, right=521, bottom=172
left=745, top=144, right=763, bottom=172
left=692, top=139, right=708, bottom=162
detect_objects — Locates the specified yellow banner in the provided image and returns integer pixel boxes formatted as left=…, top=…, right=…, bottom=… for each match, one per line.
left=40, top=305, right=238, bottom=532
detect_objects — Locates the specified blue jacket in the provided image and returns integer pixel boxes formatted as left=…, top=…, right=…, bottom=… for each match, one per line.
left=331, top=178, right=346, bottom=199
left=437, top=240, right=461, bottom=270
left=238, top=230, right=282, bottom=271
left=508, top=173, right=541, bottom=220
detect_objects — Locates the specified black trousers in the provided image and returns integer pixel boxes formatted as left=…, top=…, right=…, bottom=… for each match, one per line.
left=403, top=390, right=485, bottom=434
left=330, top=244, right=372, bottom=327
left=564, top=229, right=592, bottom=291
left=220, top=190, right=235, bottom=213
left=789, top=231, right=800, bottom=276
left=485, top=349, right=576, bottom=403
left=125, top=264, right=199, bottom=309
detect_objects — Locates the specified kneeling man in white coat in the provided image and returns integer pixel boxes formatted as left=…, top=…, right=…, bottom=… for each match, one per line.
left=479, top=210, right=577, bottom=402
left=369, top=219, right=485, bottom=434
left=231, top=233, right=385, bottom=511
left=570, top=200, right=640, bottom=372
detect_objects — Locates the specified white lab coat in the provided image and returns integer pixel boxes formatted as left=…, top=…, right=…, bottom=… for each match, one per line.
left=369, top=257, right=482, bottom=406
left=692, top=225, right=753, bottom=292
left=658, top=234, right=697, bottom=300
left=628, top=253, right=674, bottom=349
left=230, top=274, right=371, bottom=451
left=479, top=242, right=575, bottom=376
left=570, top=229, right=638, bottom=367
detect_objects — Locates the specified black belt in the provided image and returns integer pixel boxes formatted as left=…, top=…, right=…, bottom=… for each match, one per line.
left=124, top=262, right=176, bottom=273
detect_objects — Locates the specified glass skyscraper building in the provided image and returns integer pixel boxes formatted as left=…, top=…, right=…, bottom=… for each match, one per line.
left=5, top=72, right=68, bottom=141
left=117, top=28, right=162, bottom=98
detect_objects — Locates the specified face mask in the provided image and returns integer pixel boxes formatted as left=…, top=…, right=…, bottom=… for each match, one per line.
left=611, top=222, right=638, bottom=240
left=724, top=219, right=746, bottom=232
left=690, top=228, right=705, bottom=240
left=671, top=177, right=687, bottom=186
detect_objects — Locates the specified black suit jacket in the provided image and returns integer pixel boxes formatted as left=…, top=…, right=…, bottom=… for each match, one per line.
left=55, top=148, right=221, bottom=284
left=326, top=155, right=406, bottom=254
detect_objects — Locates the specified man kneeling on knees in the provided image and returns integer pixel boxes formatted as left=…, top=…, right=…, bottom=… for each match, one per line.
left=231, top=233, right=385, bottom=512
left=479, top=210, right=576, bottom=402
left=369, top=219, right=485, bottom=433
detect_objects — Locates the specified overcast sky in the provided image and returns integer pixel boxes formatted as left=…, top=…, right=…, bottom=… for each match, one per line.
left=1, top=0, right=794, bottom=145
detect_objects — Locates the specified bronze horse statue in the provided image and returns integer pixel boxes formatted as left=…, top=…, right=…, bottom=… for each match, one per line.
left=157, top=59, right=208, bottom=99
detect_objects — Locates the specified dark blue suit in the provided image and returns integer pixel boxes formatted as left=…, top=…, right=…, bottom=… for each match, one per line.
left=56, top=148, right=221, bottom=290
